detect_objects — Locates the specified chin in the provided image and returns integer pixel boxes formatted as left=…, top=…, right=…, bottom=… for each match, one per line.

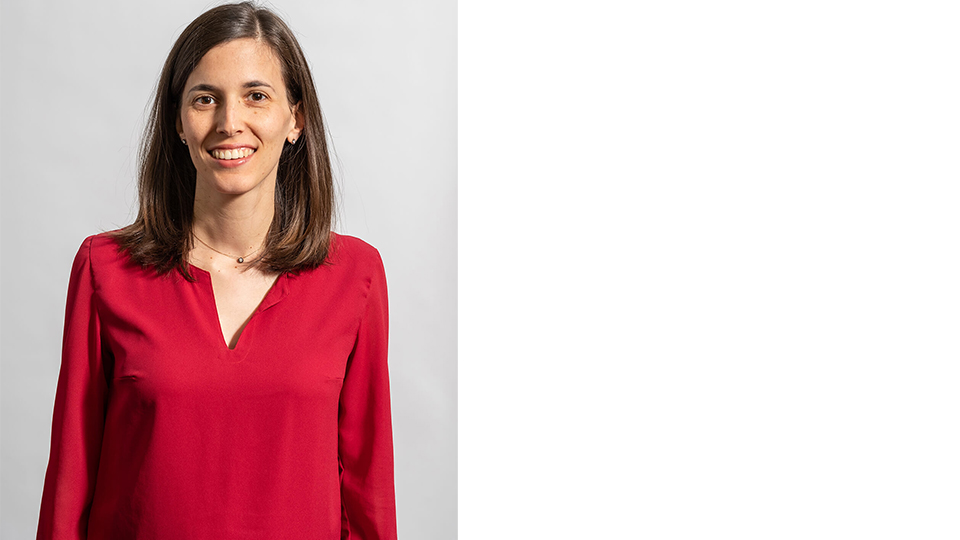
left=199, top=174, right=274, bottom=198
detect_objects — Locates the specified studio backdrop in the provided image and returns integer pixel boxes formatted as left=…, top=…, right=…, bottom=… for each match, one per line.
left=0, top=1, right=456, bottom=538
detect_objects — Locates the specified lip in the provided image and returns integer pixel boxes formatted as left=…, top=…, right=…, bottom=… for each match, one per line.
left=206, top=144, right=257, bottom=168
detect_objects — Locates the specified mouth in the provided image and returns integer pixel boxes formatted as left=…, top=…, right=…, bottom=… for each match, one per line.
left=208, top=147, right=256, bottom=160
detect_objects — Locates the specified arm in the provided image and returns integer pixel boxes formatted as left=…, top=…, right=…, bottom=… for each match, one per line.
left=37, top=237, right=109, bottom=540
left=338, top=250, right=398, bottom=540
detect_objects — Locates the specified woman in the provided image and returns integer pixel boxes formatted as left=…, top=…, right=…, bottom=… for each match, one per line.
left=36, top=3, right=396, bottom=539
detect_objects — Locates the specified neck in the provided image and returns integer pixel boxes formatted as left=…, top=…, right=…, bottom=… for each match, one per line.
left=192, top=186, right=275, bottom=260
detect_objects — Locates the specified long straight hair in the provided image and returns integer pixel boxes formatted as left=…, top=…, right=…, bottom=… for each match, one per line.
left=112, top=2, right=334, bottom=279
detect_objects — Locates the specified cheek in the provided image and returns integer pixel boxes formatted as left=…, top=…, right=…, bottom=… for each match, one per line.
left=259, top=109, right=294, bottom=135
left=182, top=114, right=203, bottom=137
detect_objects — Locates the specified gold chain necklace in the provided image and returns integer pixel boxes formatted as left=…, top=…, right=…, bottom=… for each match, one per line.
left=192, top=232, right=262, bottom=264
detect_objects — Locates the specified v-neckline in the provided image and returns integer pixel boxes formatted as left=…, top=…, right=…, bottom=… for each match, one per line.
left=188, top=264, right=289, bottom=351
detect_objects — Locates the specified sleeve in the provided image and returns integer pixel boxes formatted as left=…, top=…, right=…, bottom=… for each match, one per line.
left=37, top=237, right=109, bottom=540
left=338, top=250, right=398, bottom=540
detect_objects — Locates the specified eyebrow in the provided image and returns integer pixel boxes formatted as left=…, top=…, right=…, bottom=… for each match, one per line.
left=186, top=81, right=276, bottom=94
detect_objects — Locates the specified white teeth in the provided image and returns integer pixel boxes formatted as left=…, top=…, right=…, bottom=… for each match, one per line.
left=211, top=148, right=255, bottom=160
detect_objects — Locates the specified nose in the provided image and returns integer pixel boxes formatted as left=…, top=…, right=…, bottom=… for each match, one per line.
left=216, top=99, right=244, bottom=136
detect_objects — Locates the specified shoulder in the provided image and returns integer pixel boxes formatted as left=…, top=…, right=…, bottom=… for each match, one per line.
left=71, top=230, right=147, bottom=283
left=328, top=233, right=385, bottom=273
left=326, top=234, right=389, bottom=310
left=75, top=231, right=124, bottom=264
left=291, top=233, right=386, bottom=296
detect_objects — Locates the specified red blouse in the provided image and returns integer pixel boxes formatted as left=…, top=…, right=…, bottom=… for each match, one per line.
left=37, top=232, right=397, bottom=540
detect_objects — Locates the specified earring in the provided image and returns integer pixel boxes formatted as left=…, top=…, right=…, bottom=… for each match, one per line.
left=181, top=138, right=187, bottom=145
left=291, top=138, right=297, bottom=144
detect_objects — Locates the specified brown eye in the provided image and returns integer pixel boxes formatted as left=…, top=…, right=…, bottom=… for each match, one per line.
left=250, top=92, right=267, bottom=101
left=195, top=96, right=215, bottom=105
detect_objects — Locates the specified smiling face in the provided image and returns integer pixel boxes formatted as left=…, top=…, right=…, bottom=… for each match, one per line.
left=178, top=38, right=302, bottom=199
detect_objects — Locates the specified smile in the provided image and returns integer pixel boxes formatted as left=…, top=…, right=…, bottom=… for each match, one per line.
left=209, top=147, right=256, bottom=160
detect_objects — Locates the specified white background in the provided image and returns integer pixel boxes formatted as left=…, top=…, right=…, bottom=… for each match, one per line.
left=458, top=0, right=959, bottom=538
left=0, top=1, right=455, bottom=538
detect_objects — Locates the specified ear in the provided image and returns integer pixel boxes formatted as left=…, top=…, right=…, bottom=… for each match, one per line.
left=288, top=103, right=304, bottom=143
left=176, top=116, right=183, bottom=140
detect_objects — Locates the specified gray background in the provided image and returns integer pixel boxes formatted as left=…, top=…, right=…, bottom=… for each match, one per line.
left=0, top=1, right=456, bottom=538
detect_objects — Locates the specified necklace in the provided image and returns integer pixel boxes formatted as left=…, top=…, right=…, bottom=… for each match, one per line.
left=192, top=232, right=262, bottom=264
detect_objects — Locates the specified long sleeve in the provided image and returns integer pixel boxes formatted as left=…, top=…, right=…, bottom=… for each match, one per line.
left=37, top=237, right=109, bottom=540
left=338, top=250, right=397, bottom=540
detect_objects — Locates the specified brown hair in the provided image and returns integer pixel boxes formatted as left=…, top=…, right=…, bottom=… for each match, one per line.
left=112, top=1, right=334, bottom=279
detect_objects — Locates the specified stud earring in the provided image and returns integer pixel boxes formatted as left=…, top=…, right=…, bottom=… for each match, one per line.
left=181, top=138, right=187, bottom=145
left=291, top=138, right=297, bottom=144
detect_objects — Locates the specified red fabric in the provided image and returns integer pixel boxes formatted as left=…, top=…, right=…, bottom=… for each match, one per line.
left=37, top=233, right=397, bottom=540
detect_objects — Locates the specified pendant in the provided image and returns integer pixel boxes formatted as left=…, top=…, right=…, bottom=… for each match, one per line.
left=237, top=257, right=244, bottom=263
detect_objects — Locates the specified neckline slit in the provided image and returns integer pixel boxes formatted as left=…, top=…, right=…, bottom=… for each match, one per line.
left=188, top=264, right=285, bottom=351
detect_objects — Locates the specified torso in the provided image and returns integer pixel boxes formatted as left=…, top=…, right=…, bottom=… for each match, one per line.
left=62, top=232, right=393, bottom=538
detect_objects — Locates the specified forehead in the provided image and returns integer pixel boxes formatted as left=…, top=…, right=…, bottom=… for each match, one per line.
left=185, top=38, right=285, bottom=90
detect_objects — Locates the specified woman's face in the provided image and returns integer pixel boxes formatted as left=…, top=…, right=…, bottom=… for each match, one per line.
left=178, top=38, right=302, bottom=199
